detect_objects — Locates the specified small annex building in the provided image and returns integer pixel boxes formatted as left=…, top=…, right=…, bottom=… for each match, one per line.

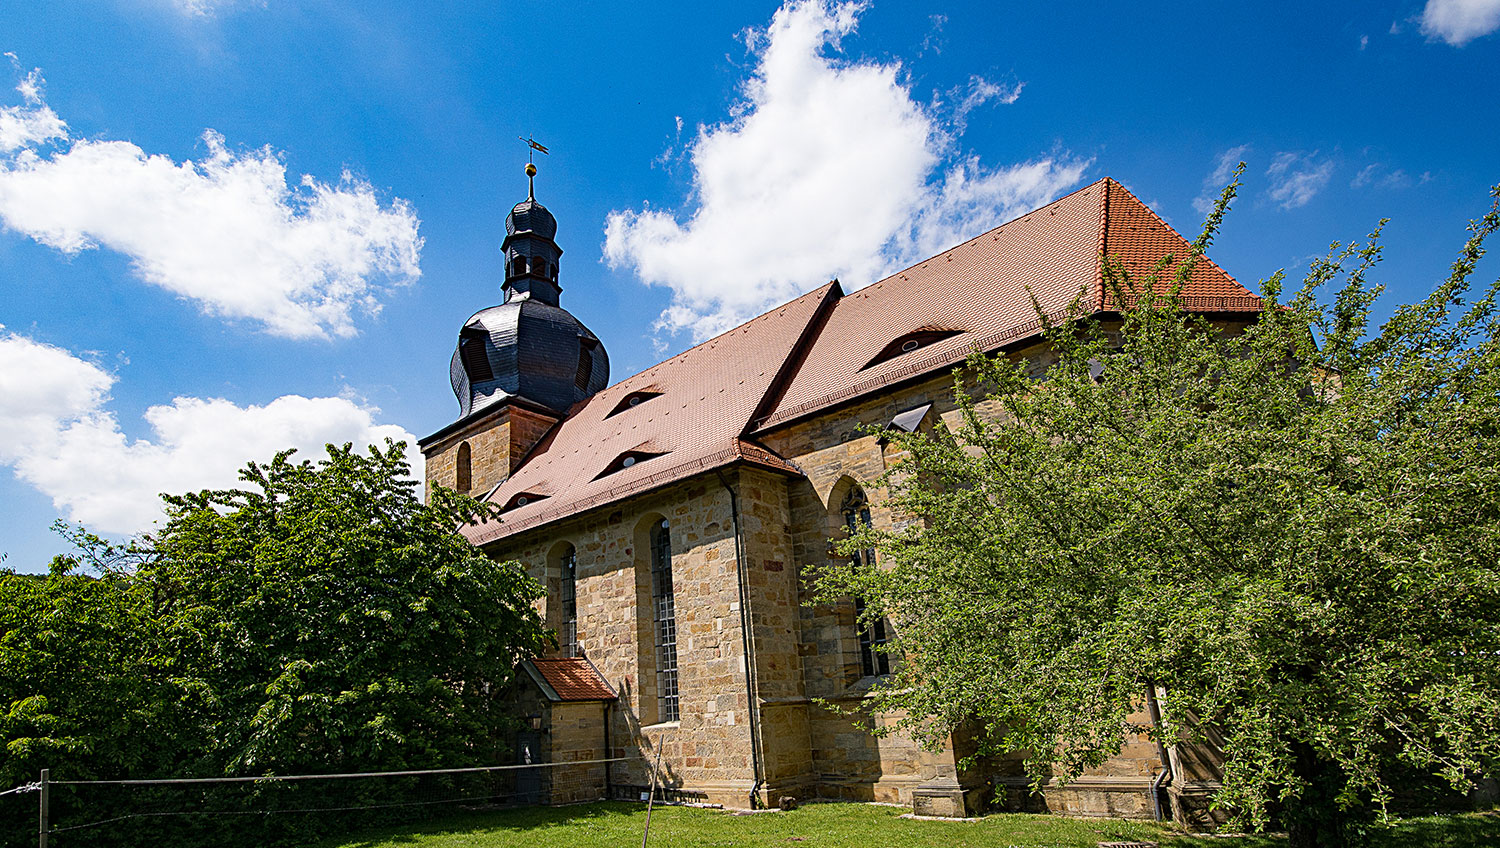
left=418, top=166, right=1261, bottom=824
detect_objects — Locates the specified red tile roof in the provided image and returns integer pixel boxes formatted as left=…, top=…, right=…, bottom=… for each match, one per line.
left=1099, top=179, right=1259, bottom=309
left=525, top=657, right=616, bottom=702
left=462, top=177, right=1259, bottom=544
left=751, top=178, right=1258, bottom=431
left=464, top=283, right=836, bottom=545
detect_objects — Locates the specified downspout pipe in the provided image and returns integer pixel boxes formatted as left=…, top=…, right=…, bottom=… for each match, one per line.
left=717, top=469, right=765, bottom=808
left=1143, top=681, right=1175, bottom=822
left=1150, top=767, right=1169, bottom=822
left=603, top=700, right=613, bottom=800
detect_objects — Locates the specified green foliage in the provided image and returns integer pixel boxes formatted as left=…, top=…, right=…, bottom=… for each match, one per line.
left=0, top=441, right=547, bottom=845
left=815, top=175, right=1500, bottom=846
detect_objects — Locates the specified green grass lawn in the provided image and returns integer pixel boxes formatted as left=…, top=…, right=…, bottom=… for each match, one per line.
left=317, top=801, right=1500, bottom=848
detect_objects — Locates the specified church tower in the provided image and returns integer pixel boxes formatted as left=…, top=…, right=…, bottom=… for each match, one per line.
left=419, top=163, right=609, bottom=500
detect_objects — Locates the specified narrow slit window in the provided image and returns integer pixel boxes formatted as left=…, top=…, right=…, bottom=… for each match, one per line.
left=651, top=519, right=679, bottom=722
left=455, top=442, right=472, bottom=494
left=560, top=545, right=578, bottom=658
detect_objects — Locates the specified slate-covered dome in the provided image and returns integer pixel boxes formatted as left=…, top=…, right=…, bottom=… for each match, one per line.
left=450, top=297, right=609, bottom=417
left=506, top=198, right=557, bottom=240
left=448, top=163, right=608, bottom=418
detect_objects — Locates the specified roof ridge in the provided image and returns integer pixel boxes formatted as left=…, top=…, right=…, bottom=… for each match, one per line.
left=743, top=281, right=844, bottom=433
left=862, top=176, right=1110, bottom=292
left=1095, top=177, right=1111, bottom=311
left=605, top=280, right=840, bottom=392
left=1101, top=178, right=1254, bottom=301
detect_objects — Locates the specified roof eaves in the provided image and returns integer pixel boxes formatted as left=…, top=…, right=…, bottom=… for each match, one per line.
left=520, top=660, right=562, bottom=702
left=466, top=442, right=801, bottom=546
left=418, top=394, right=561, bottom=449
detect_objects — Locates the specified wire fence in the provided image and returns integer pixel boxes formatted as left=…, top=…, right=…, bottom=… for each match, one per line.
left=4, top=757, right=644, bottom=848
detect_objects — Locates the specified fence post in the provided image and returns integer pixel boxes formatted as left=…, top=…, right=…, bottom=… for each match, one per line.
left=38, top=768, right=48, bottom=848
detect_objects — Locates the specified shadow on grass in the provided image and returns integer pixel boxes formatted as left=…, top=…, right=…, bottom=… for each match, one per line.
left=322, top=801, right=648, bottom=848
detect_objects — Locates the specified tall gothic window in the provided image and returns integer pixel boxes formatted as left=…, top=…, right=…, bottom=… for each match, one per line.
left=455, top=442, right=472, bottom=495
left=842, top=487, right=890, bottom=677
left=650, top=518, right=679, bottom=722
left=560, top=545, right=578, bottom=658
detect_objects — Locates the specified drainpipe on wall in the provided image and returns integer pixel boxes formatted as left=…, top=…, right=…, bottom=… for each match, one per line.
left=717, top=470, right=765, bottom=808
left=1143, top=680, right=1175, bottom=822
left=603, top=700, right=613, bottom=800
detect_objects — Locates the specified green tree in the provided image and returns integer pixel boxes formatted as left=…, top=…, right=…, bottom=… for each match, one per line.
left=816, top=178, right=1500, bottom=847
left=0, top=441, right=547, bottom=845
left=142, top=441, right=547, bottom=776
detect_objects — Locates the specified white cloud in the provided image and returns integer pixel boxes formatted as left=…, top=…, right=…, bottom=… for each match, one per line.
left=1266, top=151, right=1334, bottom=210
left=1420, top=0, right=1500, bottom=45
left=603, top=0, right=1086, bottom=341
left=154, top=0, right=260, bottom=17
left=0, top=67, right=422, bottom=340
left=0, top=59, right=65, bottom=153
left=1351, top=162, right=1412, bottom=190
left=0, top=328, right=418, bottom=535
left=950, top=75, right=1024, bottom=133
left=1193, top=145, right=1249, bottom=215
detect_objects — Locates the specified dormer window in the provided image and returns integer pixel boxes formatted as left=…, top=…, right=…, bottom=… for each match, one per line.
left=605, top=390, right=663, bottom=418
left=594, top=450, right=667, bottom=480
left=862, top=328, right=964, bottom=370
left=459, top=328, right=494, bottom=381
left=575, top=338, right=598, bottom=390
left=500, top=491, right=548, bottom=512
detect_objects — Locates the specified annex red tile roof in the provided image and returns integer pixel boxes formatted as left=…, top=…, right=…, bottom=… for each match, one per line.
left=525, top=658, right=616, bottom=702
left=464, top=282, right=837, bottom=545
left=751, top=178, right=1259, bottom=431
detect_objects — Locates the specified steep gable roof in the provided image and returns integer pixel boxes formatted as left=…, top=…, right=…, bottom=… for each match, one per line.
left=464, top=282, right=838, bottom=545
left=751, top=178, right=1258, bottom=431
left=522, top=658, right=616, bottom=702
left=461, top=177, right=1260, bottom=545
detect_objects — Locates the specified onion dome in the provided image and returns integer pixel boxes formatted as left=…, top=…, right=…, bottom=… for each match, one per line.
left=506, top=197, right=557, bottom=241
left=449, top=162, right=609, bottom=417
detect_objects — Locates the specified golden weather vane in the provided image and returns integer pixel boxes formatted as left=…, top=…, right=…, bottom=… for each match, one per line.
left=519, top=136, right=550, bottom=161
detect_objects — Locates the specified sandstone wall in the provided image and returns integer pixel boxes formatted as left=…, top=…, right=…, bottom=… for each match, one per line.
left=422, top=404, right=556, bottom=500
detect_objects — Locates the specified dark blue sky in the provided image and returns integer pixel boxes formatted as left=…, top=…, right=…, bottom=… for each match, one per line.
left=1, top=0, right=1497, bottom=571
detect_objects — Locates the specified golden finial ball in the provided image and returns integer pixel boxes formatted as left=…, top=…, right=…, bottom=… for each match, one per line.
left=525, top=163, right=537, bottom=177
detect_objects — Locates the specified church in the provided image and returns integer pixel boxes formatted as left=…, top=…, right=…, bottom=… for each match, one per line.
left=417, top=164, right=1261, bottom=823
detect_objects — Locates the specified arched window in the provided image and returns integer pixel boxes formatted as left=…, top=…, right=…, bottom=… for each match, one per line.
left=841, top=486, right=890, bottom=677
left=560, top=544, right=578, bottom=657
left=455, top=442, right=472, bottom=495
left=650, top=518, right=679, bottom=721
left=511, top=254, right=527, bottom=278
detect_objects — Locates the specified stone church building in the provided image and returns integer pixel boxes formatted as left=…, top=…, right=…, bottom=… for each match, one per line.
left=418, top=167, right=1261, bottom=822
